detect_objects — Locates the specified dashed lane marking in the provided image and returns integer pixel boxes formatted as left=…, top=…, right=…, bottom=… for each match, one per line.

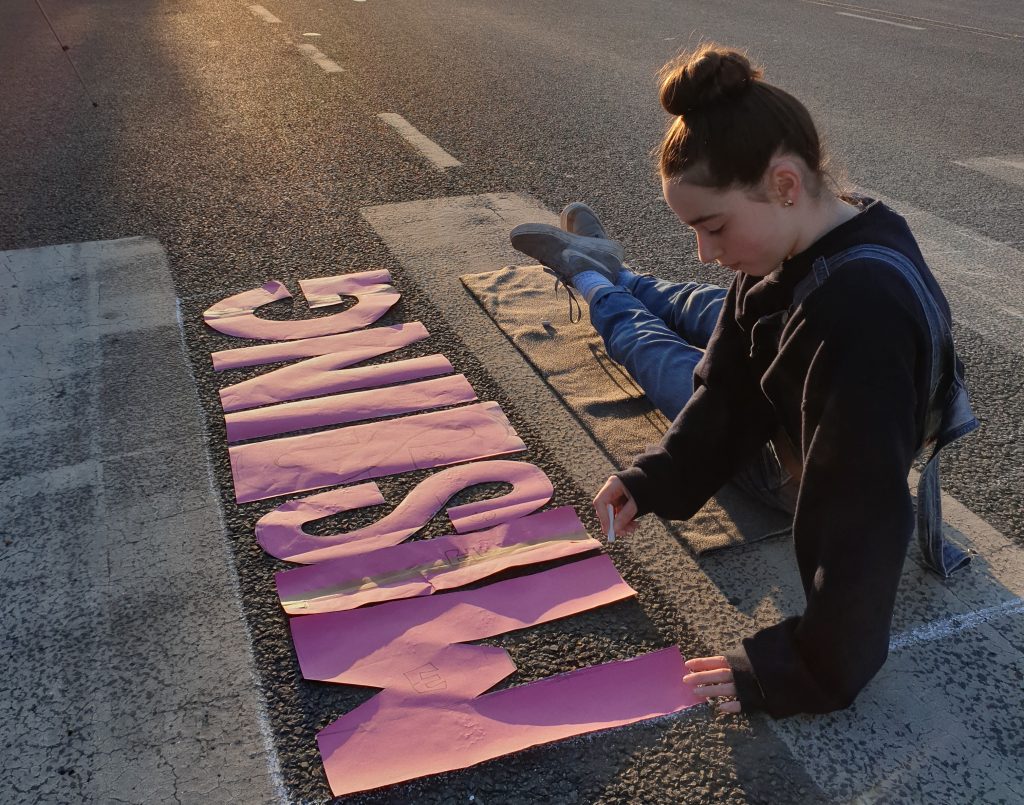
left=377, top=113, right=463, bottom=170
left=799, top=0, right=1023, bottom=40
left=954, top=156, right=1024, bottom=188
left=248, top=4, right=281, bottom=24
left=835, top=11, right=924, bottom=30
left=297, top=43, right=344, bottom=74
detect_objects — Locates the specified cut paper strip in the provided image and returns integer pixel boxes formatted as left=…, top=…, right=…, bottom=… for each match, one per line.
left=205, top=279, right=290, bottom=320
left=299, top=270, right=393, bottom=309
left=203, top=270, right=399, bottom=340
left=225, top=374, right=477, bottom=443
left=229, top=401, right=526, bottom=503
left=317, top=646, right=700, bottom=797
left=276, top=506, right=599, bottom=614
left=220, top=354, right=453, bottom=412
left=290, top=554, right=634, bottom=687
left=256, top=460, right=554, bottom=563
left=212, top=321, right=429, bottom=372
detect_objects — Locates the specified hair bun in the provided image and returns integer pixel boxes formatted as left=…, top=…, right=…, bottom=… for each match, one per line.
left=659, top=45, right=761, bottom=117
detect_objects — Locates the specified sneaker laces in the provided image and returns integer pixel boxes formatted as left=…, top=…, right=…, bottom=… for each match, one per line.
left=542, top=267, right=583, bottom=323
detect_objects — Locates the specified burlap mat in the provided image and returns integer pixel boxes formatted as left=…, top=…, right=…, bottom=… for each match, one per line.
left=461, top=265, right=792, bottom=555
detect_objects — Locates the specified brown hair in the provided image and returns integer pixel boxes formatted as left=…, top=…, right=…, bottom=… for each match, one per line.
left=658, top=44, right=828, bottom=193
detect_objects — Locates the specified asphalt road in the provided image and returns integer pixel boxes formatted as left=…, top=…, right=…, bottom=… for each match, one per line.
left=2, top=0, right=1022, bottom=802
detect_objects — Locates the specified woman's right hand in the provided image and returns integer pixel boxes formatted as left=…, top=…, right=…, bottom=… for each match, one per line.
left=593, top=476, right=640, bottom=538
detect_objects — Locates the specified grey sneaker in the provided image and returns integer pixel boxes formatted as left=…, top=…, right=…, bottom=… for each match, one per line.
left=508, top=224, right=624, bottom=282
left=509, top=224, right=625, bottom=322
left=560, top=202, right=619, bottom=247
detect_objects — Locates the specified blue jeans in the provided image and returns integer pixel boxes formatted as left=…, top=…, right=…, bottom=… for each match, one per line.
left=589, top=274, right=796, bottom=514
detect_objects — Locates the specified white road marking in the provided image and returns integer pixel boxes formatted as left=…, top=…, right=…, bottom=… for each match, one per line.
left=889, top=597, right=1024, bottom=651
left=803, top=0, right=1021, bottom=41
left=863, top=186, right=1024, bottom=358
left=296, top=43, right=344, bottom=73
left=377, top=113, right=463, bottom=170
left=836, top=11, right=924, bottom=29
left=954, top=156, right=1024, bottom=188
left=248, top=4, right=281, bottom=24
left=191, top=362, right=291, bottom=805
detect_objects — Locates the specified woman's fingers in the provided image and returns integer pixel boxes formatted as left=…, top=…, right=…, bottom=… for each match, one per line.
left=684, top=655, right=730, bottom=671
left=592, top=478, right=616, bottom=532
left=593, top=476, right=637, bottom=535
left=691, top=682, right=737, bottom=698
left=613, top=498, right=637, bottom=533
left=683, top=656, right=741, bottom=714
left=683, top=668, right=733, bottom=686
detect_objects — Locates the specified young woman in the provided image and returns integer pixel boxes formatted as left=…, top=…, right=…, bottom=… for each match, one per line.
left=509, top=43, right=976, bottom=718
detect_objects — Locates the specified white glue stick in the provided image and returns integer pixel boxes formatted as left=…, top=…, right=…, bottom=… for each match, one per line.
left=606, top=503, right=616, bottom=543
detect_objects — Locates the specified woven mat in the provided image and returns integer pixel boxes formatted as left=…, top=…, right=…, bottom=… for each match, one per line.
left=461, top=264, right=792, bottom=555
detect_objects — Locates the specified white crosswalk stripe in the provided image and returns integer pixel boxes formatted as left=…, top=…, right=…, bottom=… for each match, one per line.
left=954, top=155, right=1024, bottom=188
left=863, top=185, right=1024, bottom=357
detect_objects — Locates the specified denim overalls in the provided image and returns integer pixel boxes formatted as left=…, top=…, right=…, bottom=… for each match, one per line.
left=792, top=244, right=980, bottom=577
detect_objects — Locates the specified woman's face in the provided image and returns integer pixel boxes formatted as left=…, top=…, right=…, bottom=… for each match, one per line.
left=662, top=174, right=798, bottom=278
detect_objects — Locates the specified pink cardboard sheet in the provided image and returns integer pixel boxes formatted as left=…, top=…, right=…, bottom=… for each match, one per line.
left=317, top=646, right=701, bottom=797
left=219, top=354, right=453, bottom=412
left=290, top=554, right=635, bottom=687
left=203, top=271, right=399, bottom=341
left=275, top=506, right=599, bottom=614
left=224, top=375, right=477, bottom=443
left=256, top=460, right=554, bottom=563
left=229, top=401, right=526, bottom=503
left=211, top=321, right=429, bottom=372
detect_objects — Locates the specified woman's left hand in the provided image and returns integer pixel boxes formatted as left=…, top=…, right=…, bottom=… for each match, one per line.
left=683, top=656, right=742, bottom=714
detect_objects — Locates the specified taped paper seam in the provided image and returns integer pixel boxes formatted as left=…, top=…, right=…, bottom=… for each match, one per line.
left=275, top=506, right=598, bottom=614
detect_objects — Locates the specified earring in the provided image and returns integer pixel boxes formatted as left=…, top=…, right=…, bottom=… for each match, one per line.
left=783, top=199, right=794, bottom=207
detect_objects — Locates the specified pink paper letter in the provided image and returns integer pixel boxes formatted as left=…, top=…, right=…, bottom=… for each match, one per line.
left=203, top=271, right=399, bottom=341
left=289, top=555, right=634, bottom=687
left=317, top=647, right=701, bottom=796
left=256, top=460, right=553, bottom=562
left=220, top=354, right=453, bottom=412
left=224, top=375, right=477, bottom=443
left=212, top=321, right=429, bottom=372
left=229, top=401, right=526, bottom=503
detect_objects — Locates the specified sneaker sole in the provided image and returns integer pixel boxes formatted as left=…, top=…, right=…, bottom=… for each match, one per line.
left=560, top=202, right=611, bottom=241
left=510, top=223, right=625, bottom=262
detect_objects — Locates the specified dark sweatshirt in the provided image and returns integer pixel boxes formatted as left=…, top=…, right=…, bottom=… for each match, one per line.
left=617, top=199, right=951, bottom=718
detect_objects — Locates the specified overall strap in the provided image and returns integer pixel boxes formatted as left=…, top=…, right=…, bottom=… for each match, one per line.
left=791, top=245, right=979, bottom=577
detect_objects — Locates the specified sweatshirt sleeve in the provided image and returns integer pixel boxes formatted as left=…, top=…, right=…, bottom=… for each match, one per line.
left=728, top=268, right=923, bottom=717
left=615, top=279, right=777, bottom=520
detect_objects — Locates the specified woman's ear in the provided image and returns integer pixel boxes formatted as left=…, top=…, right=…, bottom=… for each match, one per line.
left=767, top=157, right=804, bottom=206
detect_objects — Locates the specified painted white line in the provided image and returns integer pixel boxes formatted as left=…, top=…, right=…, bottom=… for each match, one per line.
left=889, top=597, right=1024, bottom=651
left=955, top=156, right=1024, bottom=188
left=185, top=351, right=290, bottom=804
left=378, top=113, right=463, bottom=170
left=836, top=11, right=924, bottom=29
left=296, top=43, right=344, bottom=74
left=248, top=4, right=281, bottom=24
left=861, top=185, right=1024, bottom=359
